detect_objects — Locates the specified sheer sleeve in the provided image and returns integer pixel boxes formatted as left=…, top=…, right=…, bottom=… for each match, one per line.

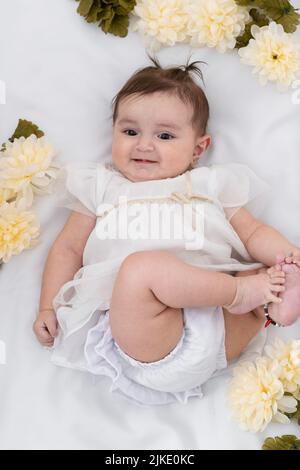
left=55, top=162, right=101, bottom=218
left=209, top=163, right=271, bottom=221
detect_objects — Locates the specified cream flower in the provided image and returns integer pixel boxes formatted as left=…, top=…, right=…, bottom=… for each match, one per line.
left=238, top=22, right=300, bottom=90
left=0, top=187, right=17, bottom=205
left=265, top=337, right=300, bottom=400
left=228, top=357, right=297, bottom=432
left=0, top=201, right=40, bottom=263
left=131, top=0, right=190, bottom=52
left=186, top=0, right=250, bottom=53
left=0, top=135, right=59, bottom=208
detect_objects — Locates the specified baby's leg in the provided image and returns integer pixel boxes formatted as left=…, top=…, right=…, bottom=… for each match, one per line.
left=108, top=251, right=281, bottom=363
left=223, top=268, right=266, bottom=362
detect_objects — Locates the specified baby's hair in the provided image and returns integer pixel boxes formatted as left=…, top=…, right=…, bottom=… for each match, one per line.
left=111, top=54, right=209, bottom=137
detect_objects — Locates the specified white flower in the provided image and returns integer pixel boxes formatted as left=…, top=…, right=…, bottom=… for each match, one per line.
left=265, top=337, right=300, bottom=400
left=186, top=0, right=250, bottom=53
left=131, top=0, right=190, bottom=52
left=238, top=22, right=300, bottom=90
left=0, top=187, right=17, bottom=205
left=0, top=201, right=40, bottom=263
left=0, top=135, right=59, bottom=208
left=228, top=357, right=297, bottom=432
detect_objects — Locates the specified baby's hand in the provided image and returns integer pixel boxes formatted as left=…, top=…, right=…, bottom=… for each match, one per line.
left=224, top=267, right=285, bottom=315
left=33, top=309, right=58, bottom=347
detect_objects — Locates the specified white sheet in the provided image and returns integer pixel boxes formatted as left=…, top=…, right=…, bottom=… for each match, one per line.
left=0, top=0, right=299, bottom=450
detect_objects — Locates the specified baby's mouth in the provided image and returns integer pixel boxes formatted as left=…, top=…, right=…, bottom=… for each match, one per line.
left=132, top=159, right=157, bottom=164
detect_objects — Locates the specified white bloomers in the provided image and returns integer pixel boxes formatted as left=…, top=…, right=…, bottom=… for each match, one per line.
left=84, top=306, right=227, bottom=406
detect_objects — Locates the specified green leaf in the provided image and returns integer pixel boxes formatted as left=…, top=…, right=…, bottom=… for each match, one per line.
left=74, top=0, right=135, bottom=36
left=235, top=0, right=265, bottom=7
left=249, top=8, right=270, bottom=26
left=100, top=10, right=115, bottom=33
left=262, top=435, right=300, bottom=450
left=77, top=0, right=94, bottom=17
left=276, top=10, right=300, bottom=33
left=85, top=3, right=102, bottom=23
left=1, top=119, right=44, bottom=152
left=101, top=14, right=129, bottom=37
left=9, top=119, right=44, bottom=141
left=261, top=0, right=300, bottom=32
left=98, top=6, right=113, bottom=21
left=235, top=22, right=255, bottom=49
left=118, top=0, right=136, bottom=12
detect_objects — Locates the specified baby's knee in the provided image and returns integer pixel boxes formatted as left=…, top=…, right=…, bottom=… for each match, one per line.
left=120, top=250, right=172, bottom=277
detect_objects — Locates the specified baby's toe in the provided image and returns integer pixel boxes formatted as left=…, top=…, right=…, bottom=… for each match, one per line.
left=282, top=263, right=299, bottom=274
left=292, top=257, right=300, bottom=267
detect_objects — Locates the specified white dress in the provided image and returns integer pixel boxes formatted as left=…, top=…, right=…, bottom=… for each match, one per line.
left=51, top=161, right=270, bottom=405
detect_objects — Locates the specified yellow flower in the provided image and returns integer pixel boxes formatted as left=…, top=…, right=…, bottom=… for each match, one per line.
left=0, top=187, right=17, bottom=205
left=265, top=337, right=300, bottom=400
left=131, top=0, right=190, bottom=52
left=0, top=135, right=59, bottom=209
left=238, top=22, right=300, bottom=90
left=0, top=202, right=40, bottom=263
left=228, top=357, right=297, bottom=432
left=186, top=0, right=250, bottom=53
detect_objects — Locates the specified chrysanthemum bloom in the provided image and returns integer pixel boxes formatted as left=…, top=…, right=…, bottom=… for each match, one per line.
left=228, top=357, right=297, bottom=432
left=0, top=202, right=40, bottom=263
left=238, top=22, right=300, bottom=90
left=186, top=0, right=250, bottom=53
left=265, top=338, right=300, bottom=400
left=0, top=187, right=17, bottom=205
left=131, top=0, right=190, bottom=52
left=0, top=135, right=59, bottom=208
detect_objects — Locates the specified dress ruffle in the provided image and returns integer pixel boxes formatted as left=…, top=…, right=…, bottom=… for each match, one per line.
left=84, top=312, right=204, bottom=406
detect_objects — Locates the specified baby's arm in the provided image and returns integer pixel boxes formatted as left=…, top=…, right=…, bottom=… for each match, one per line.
left=33, top=211, right=96, bottom=346
left=227, top=207, right=299, bottom=266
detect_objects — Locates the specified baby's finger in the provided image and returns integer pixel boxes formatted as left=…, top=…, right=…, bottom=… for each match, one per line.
left=270, top=277, right=285, bottom=285
left=45, top=317, right=58, bottom=338
left=42, top=340, right=54, bottom=347
left=268, top=295, right=282, bottom=304
left=267, top=266, right=278, bottom=276
left=37, top=326, right=54, bottom=344
left=270, top=284, right=285, bottom=293
left=268, top=269, right=285, bottom=278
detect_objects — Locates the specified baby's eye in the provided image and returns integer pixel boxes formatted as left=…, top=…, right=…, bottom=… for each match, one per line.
left=123, top=129, right=137, bottom=136
left=158, top=133, right=174, bottom=140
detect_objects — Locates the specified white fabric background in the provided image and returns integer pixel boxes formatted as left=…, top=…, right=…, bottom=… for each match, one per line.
left=0, top=0, right=300, bottom=450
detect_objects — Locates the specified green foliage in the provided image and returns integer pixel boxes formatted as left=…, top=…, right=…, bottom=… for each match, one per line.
left=75, top=0, right=136, bottom=37
left=1, top=119, right=44, bottom=152
left=235, top=0, right=300, bottom=48
left=263, top=399, right=300, bottom=450
left=262, top=435, right=300, bottom=450
left=235, top=8, right=269, bottom=48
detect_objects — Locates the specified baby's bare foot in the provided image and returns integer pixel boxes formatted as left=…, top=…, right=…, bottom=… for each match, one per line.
left=268, top=259, right=300, bottom=326
left=224, top=267, right=284, bottom=315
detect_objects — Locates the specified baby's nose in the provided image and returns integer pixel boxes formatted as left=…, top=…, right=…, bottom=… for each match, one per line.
left=136, top=137, right=154, bottom=152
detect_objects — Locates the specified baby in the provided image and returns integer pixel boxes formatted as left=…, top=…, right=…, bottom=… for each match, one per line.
left=33, top=56, right=300, bottom=405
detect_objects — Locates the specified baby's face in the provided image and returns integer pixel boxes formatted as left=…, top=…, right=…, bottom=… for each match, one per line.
left=112, top=92, right=210, bottom=182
